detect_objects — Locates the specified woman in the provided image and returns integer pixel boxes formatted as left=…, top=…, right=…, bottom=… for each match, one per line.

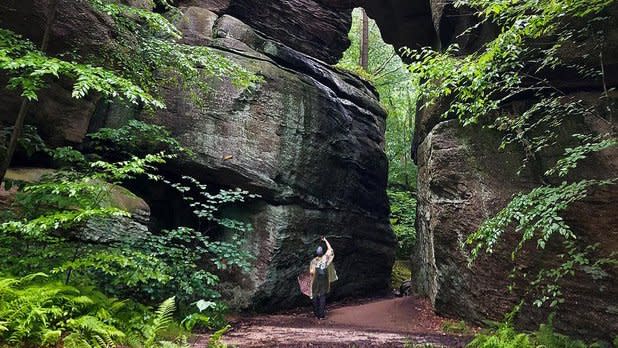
left=309, top=236, right=336, bottom=319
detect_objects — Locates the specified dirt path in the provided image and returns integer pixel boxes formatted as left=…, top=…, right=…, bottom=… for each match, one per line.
left=192, top=296, right=473, bottom=347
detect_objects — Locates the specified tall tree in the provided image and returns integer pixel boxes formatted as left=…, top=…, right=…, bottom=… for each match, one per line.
left=359, top=8, right=369, bottom=70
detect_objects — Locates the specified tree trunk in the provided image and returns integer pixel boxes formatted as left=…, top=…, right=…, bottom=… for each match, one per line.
left=404, top=91, right=416, bottom=188
left=0, top=0, right=60, bottom=184
left=359, top=8, right=369, bottom=70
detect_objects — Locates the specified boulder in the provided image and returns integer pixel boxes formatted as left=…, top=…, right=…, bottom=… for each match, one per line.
left=0, top=0, right=395, bottom=310
left=412, top=91, right=618, bottom=339
left=174, top=6, right=219, bottom=46
left=0, top=0, right=114, bottom=57
left=0, top=168, right=151, bottom=243
left=131, top=11, right=396, bottom=310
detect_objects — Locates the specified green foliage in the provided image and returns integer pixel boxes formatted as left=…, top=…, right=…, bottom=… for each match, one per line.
left=128, top=223, right=250, bottom=307
left=529, top=241, right=617, bottom=309
left=144, top=297, right=177, bottom=347
left=0, top=154, right=179, bottom=300
left=0, top=29, right=163, bottom=108
left=167, top=175, right=259, bottom=234
left=88, top=0, right=260, bottom=104
left=441, top=320, right=473, bottom=335
left=467, top=180, right=614, bottom=259
left=120, top=175, right=258, bottom=309
left=51, top=146, right=89, bottom=169
left=390, top=260, right=412, bottom=290
left=180, top=300, right=226, bottom=331
left=90, top=0, right=181, bottom=39
left=0, top=124, right=258, bottom=347
left=208, top=325, right=231, bottom=348
left=387, top=189, right=417, bottom=258
left=1, top=135, right=255, bottom=312
left=87, top=120, right=190, bottom=158
left=468, top=316, right=595, bottom=348
left=405, top=0, right=617, bottom=176
left=0, top=125, right=47, bottom=162
left=546, top=134, right=618, bottom=178
left=468, top=324, right=534, bottom=348
left=0, top=156, right=256, bottom=310
left=0, top=273, right=153, bottom=348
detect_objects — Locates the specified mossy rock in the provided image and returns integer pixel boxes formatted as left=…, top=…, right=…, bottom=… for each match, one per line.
left=391, top=260, right=412, bottom=290
left=4, top=167, right=149, bottom=215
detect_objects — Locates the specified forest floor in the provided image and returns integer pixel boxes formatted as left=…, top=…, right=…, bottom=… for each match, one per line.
left=191, top=296, right=475, bottom=347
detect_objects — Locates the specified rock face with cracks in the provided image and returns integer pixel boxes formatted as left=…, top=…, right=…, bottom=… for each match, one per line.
left=0, top=0, right=395, bottom=311
left=138, top=10, right=396, bottom=310
left=408, top=0, right=618, bottom=340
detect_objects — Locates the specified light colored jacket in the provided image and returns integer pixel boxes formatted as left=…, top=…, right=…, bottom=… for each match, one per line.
left=308, top=247, right=337, bottom=298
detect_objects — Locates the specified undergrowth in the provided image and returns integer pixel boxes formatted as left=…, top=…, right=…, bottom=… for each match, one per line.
left=468, top=316, right=610, bottom=348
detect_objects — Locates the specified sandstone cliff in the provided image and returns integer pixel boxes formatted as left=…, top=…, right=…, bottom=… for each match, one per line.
left=405, top=0, right=618, bottom=339
left=0, top=0, right=396, bottom=310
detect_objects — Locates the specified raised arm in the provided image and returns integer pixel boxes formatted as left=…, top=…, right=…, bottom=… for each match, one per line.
left=322, top=237, right=334, bottom=264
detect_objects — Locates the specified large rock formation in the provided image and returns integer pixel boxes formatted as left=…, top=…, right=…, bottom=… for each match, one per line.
left=0, top=0, right=395, bottom=310
left=413, top=103, right=618, bottom=338
left=133, top=8, right=396, bottom=310
left=407, top=0, right=618, bottom=340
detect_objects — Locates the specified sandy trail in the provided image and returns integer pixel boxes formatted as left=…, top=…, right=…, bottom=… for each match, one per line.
left=192, top=296, right=473, bottom=347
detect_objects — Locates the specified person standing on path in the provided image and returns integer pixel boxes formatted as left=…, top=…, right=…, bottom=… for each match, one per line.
left=310, top=236, right=337, bottom=319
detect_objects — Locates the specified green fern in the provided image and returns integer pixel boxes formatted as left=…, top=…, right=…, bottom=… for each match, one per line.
left=144, top=297, right=176, bottom=347
left=0, top=274, right=132, bottom=348
left=66, top=315, right=125, bottom=347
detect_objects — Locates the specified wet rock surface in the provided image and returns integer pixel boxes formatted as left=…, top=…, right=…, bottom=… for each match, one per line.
left=139, top=8, right=396, bottom=310
left=412, top=92, right=618, bottom=339
left=0, top=0, right=395, bottom=311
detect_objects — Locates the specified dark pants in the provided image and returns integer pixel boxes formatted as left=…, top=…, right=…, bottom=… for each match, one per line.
left=313, top=294, right=326, bottom=319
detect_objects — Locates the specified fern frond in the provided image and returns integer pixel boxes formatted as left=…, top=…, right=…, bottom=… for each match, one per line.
left=41, top=328, right=62, bottom=345
left=67, top=315, right=125, bottom=339
left=93, top=333, right=116, bottom=348
left=64, top=332, right=94, bottom=348
left=144, top=296, right=176, bottom=347
left=16, top=272, right=49, bottom=284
